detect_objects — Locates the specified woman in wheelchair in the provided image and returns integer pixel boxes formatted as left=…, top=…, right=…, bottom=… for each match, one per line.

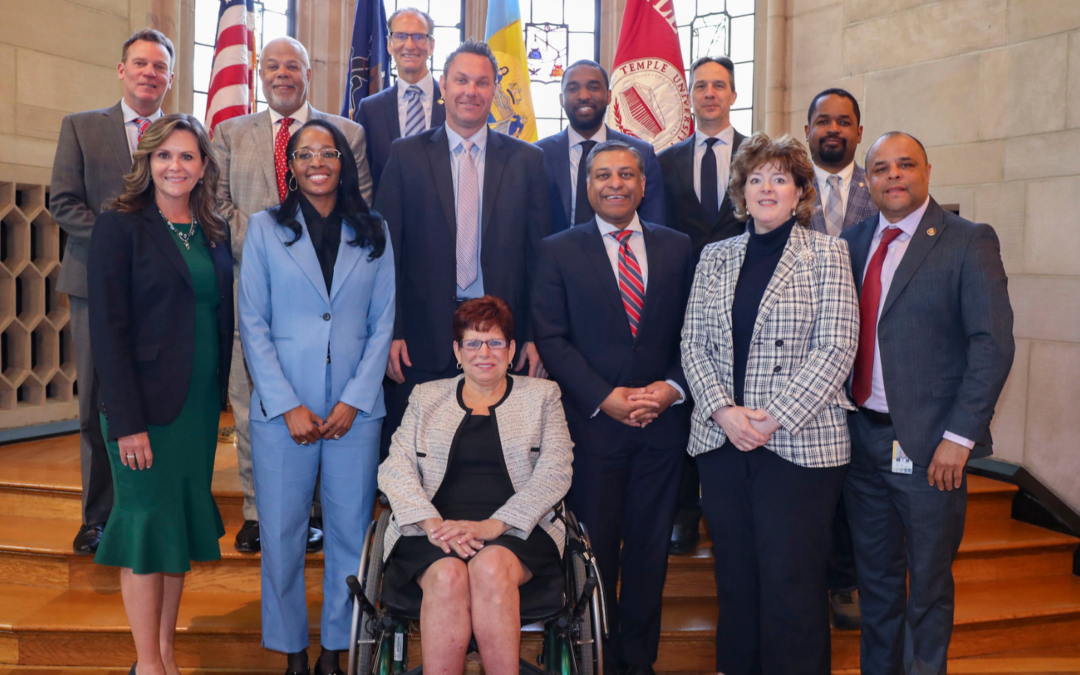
left=377, top=296, right=574, bottom=675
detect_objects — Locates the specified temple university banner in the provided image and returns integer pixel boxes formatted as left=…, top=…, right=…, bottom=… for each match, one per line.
left=607, top=0, right=693, bottom=151
left=485, top=0, right=538, bottom=142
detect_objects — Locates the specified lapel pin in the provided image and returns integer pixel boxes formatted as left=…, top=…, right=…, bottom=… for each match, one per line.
left=437, top=97, right=444, bottom=105
left=859, top=182, right=865, bottom=188
left=927, top=227, right=937, bottom=236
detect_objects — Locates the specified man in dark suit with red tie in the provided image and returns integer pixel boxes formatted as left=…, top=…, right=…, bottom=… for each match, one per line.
left=533, top=140, right=693, bottom=675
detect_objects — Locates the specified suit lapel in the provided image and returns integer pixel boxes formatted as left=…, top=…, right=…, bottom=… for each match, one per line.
left=637, top=222, right=664, bottom=334
left=426, top=127, right=458, bottom=239
left=142, top=204, right=193, bottom=288
left=880, top=200, right=947, bottom=319
left=432, top=81, right=447, bottom=128
left=254, top=111, right=280, bottom=201
left=481, top=131, right=506, bottom=239
left=276, top=208, right=331, bottom=306
left=104, top=103, right=133, bottom=175
left=582, top=221, right=629, bottom=337
left=552, top=129, right=573, bottom=225
left=715, top=234, right=747, bottom=340
left=810, top=175, right=827, bottom=234
left=844, top=164, right=871, bottom=230
left=330, top=222, right=364, bottom=303
left=385, top=87, right=402, bottom=138
left=749, top=224, right=805, bottom=346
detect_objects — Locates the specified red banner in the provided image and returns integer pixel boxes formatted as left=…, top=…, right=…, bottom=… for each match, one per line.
left=606, top=0, right=693, bottom=151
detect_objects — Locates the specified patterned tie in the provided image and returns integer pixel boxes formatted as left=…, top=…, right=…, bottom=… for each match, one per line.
left=456, top=140, right=480, bottom=290
left=574, top=140, right=597, bottom=226
left=612, top=230, right=645, bottom=337
left=134, top=117, right=151, bottom=143
left=274, top=117, right=295, bottom=203
left=851, top=227, right=904, bottom=407
left=824, top=174, right=844, bottom=237
left=700, top=138, right=720, bottom=224
left=403, top=85, right=425, bottom=137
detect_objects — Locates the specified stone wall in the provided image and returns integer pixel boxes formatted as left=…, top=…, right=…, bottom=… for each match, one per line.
left=778, top=0, right=1080, bottom=513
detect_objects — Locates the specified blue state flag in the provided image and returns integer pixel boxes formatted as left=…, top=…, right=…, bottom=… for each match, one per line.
left=341, top=0, right=391, bottom=119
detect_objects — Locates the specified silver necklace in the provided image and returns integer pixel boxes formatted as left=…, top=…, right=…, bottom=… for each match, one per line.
left=159, top=209, right=198, bottom=250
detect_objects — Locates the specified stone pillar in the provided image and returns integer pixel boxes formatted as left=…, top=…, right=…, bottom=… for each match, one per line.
left=762, top=0, right=789, bottom=137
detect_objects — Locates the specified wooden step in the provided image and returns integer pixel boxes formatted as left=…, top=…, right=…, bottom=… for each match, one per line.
left=968, top=475, right=1019, bottom=521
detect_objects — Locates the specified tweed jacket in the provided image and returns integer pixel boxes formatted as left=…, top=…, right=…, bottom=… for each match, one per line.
left=681, top=223, right=859, bottom=467
left=378, top=375, right=574, bottom=560
left=809, top=163, right=877, bottom=235
left=211, top=105, right=374, bottom=266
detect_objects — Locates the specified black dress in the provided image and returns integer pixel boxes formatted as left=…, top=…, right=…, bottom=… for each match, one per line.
left=381, top=376, right=561, bottom=612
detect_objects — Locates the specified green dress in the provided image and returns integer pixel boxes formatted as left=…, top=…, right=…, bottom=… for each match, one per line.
left=94, top=223, right=225, bottom=574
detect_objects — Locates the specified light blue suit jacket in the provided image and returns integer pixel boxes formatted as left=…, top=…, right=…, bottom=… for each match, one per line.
left=238, top=207, right=395, bottom=423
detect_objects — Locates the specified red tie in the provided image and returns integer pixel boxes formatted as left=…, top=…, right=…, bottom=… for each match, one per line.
left=852, top=227, right=903, bottom=407
left=274, top=117, right=295, bottom=202
left=612, top=230, right=645, bottom=337
left=135, top=117, right=151, bottom=143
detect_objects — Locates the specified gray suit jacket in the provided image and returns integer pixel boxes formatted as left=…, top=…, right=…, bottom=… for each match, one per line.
left=212, top=104, right=374, bottom=266
left=50, top=101, right=131, bottom=298
left=809, top=163, right=877, bottom=235
left=841, top=198, right=1015, bottom=465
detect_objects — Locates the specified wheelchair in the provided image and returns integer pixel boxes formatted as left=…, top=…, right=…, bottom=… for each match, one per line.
left=346, top=505, right=608, bottom=675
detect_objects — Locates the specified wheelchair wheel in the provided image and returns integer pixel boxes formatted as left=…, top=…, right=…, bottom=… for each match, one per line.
left=350, top=510, right=391, bottom=675
left=573, top=554, right=599, bottom=675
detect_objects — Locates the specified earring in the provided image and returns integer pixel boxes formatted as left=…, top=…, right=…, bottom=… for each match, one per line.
left=288, top=175, right=298, bottom=192
left=791, top=206, right=797, bottom=217
left=456, top=362, right=463, bottom=370
left=198, top=178, right=203, bottom=184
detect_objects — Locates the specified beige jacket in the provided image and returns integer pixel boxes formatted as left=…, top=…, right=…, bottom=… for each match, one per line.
left=378, top=375, right=574, bottom=560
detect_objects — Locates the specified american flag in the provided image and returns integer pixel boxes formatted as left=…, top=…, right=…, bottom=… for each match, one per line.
left=204, top=0, right=256, bottom=135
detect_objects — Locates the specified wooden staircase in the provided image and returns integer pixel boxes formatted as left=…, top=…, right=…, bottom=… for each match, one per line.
left=1, top=418, right=1079, bottom=674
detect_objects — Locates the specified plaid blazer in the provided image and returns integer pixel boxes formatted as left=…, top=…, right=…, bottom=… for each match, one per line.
left=378, top=375, right=574, bottom=560
left=681, top=223, right=859, bottom=467
left=809, top=163, right=878, bottom=235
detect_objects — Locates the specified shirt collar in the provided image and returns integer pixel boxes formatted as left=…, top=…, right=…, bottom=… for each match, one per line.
left=695, top=125, right=735, bottom=148
left=396, top=71, right=434, bottom=100
left=568, top=124, right=608, bottom=147
left=120, top=98, right=163, bottom=124
left=813, top=160, right=856, bottom=190
left=445, top=124, right=489, bottom=154
left=596, top=212, right=642, bottom=237
left=876, top=195, right=931, bottom=239
left=270, top=102, right=310, bottom=126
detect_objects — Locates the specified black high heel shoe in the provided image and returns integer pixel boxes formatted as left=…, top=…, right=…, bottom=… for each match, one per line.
left=129, top=663, right=137, bottom=675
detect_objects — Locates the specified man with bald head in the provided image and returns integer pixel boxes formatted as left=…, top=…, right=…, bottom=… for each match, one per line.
left=840, top=132, right=1014, bottom=675
left=212, top=36, right=373, bottom=554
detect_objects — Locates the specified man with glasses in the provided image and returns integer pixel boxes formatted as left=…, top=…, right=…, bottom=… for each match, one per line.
left=358, top=7, right=446, bottom=195
left=212, top=36, right=373, bottom=555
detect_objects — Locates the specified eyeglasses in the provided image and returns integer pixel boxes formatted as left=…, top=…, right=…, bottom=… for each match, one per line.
left=459, top=339, right=508, bottom=351
left=390, top=32, right=432, bottom=45
left=291, top=149, right=342, bottom=163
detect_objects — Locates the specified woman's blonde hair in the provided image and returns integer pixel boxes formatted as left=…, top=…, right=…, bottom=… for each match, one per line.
left=110, top=113, right=228, bottom=243
left=728, top=132, right=818, bottom=228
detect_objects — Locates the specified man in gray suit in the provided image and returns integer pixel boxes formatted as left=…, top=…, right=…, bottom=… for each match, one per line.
left=841, top=132, right=1014, bottom=675
left=50, top=28, right=175, bottom=555
left=804, top=87, right=878, bottom=631
left=212, top=36, right=373, bottom=553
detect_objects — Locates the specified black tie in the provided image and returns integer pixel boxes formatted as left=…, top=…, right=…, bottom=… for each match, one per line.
left=700, top=137, right=720, bottom=224
left=574, top=140, right=597, bottom=226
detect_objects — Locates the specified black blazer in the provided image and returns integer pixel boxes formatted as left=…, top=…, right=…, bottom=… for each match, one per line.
left=657, top=130, right=746, bottom=262
left=357, top=80, right=446, bottom=197
left=532, top=218, right=693, bottom=451
left=374, top=126, right=553, bottom=373
left=841, top=199, right=1015, bottom=465
left=88, top=204, right=234, bottom=440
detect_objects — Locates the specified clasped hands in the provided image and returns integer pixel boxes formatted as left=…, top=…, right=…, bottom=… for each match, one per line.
left=600, top=381, right=681, bottom=428
left=282, top=401, right=358, bottom=445
left=712, top=405, right=782, bottom=452
left=419, top=517, right=510, bottom=558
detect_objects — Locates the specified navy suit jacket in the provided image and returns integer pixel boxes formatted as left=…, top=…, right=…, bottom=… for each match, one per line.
left=535, top=126, right=666, bottom=233
left=356, top=80, right=446, bottom=197
left=532, top=218, right=693, bottom=452
left=657, top=129, right=746, bottom=262
left=841, top=199, right=1015, bottom=465
left=374, top=126, right=552, bottom=373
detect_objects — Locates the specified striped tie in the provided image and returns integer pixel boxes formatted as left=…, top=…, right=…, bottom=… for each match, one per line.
left=612, top=230, right=645, bottom=337
left=824, top=174, right=843, bottom=236
left=135, top=117, right=151, bottom=143
left=456, top=140, right=480, bottom=290
left=403, top=85, right=425, bottom=137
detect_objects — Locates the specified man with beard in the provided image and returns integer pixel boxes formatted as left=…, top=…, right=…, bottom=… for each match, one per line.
left=536, top=60, right=665, bottom=233
left=804, top=87, right=879, bottom=631
left=212, top=36, right=373, bottom=554
left=806, top=88, right=877, bottom=236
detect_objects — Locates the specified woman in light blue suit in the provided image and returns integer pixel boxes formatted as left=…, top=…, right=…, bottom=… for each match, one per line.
left=239, top=119, right=394, bottom=675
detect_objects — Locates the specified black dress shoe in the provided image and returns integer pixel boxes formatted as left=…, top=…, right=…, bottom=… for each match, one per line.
left=307, top=517, right=324, bottom=553
left=73, top=523, right=105, bottom=555
left=314, top=659, right=344, bottom=675
left=830, top=588, right=863, bottom=630
left=669, top=518, right=701, bottom=555
left=235, top=520, right=261, bottom=553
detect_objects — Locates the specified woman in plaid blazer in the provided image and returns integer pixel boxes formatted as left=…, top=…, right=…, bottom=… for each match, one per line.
left=680, top=133, right=859, bottom=675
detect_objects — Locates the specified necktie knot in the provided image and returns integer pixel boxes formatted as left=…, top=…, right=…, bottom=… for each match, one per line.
left=404, top=85, right=422, bottom=100
left=880, top=227, right=902, bottom=246
left=612, top=229, right=633, bottom=247
left=704, top=137, right=719, bottom=149
left=135, top=117, right=151, bottom=141
left=827, top=174, right=841, bottom=189
left=460, top=140, right=475, bottom=157
left=580, top=139, right=597, bottom=155
left=280, top=117, right=295, bottom=131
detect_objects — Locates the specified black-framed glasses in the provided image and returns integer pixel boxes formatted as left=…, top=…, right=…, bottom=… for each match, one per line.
left=390, top=32, right=432, bottom=45
left=290, top=149, right=342, bottom=163
left=459, top=339, right=509, bottom=351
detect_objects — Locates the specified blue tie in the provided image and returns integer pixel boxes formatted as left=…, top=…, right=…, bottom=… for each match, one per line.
left=403, top=85, right=424, bottom=137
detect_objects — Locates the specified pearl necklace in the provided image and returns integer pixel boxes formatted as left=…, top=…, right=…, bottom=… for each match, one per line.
left=159, top=210, right=198, bottom=250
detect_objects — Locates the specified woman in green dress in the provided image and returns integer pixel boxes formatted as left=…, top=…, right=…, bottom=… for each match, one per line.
left=87, top=113, right=234, bottom=675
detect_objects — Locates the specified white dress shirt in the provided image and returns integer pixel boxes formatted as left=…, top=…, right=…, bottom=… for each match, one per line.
left=395, top=72, right=435, bottom=134
left=861, top=196, right=974, bottom=449
left=269, top=102, right=310, bottom=136
left=120, top=99, right=163, bottom=157
left=813, top=160, right=856, bottom=219
left=568, top=124, right=607, bottom=219
left=444, top=124, right=488, bottom=299
left=693, top=125, right=736, bottom=206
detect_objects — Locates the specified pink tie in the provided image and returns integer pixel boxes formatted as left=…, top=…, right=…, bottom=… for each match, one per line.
left=456, top=140, right=480, bottom=290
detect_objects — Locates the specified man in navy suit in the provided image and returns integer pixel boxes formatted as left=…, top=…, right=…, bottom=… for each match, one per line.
left=535, top=60, right=665, bottom=232
left=533, top=141, right=693, bottom=675
left=356, top=7, right=446, bottom=196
